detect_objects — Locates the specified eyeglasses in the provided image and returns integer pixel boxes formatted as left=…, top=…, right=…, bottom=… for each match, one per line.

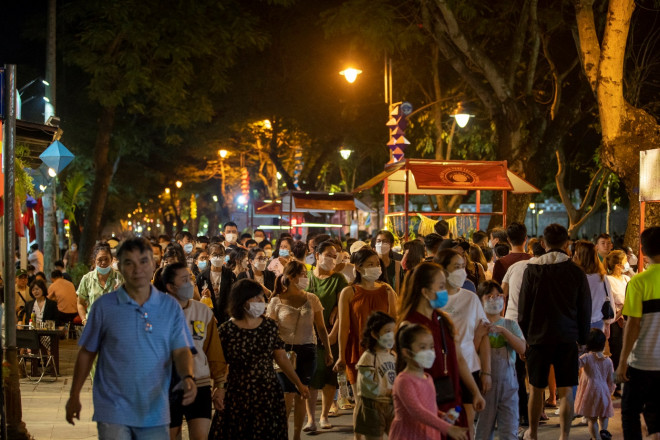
left=137, top=308, right=153, bottom=333
left=255, top=257, right=268, bottom=262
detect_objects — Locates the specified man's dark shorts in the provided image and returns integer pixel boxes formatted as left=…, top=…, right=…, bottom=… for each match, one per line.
left=170, top=385, right=212, bottom=427
left=526, top=343, right=578, bottom=389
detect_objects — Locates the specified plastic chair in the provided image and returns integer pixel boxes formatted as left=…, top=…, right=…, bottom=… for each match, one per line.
left=16, top=329, right=58, bottom=385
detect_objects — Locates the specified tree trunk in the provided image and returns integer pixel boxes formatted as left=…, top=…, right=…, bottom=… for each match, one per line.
left=80, top=106, right=116, bottom=263
left=42, top=184, right=58, bottom=277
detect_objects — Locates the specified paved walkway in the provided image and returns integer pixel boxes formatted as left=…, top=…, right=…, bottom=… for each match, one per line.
left=18, top=339, right=624, bottom=439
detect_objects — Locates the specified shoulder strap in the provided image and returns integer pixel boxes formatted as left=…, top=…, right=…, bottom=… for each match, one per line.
left=16, top=289, right=27, bottom=304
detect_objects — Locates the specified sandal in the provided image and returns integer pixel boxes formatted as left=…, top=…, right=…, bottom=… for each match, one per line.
left=544, top=399, right=557, bottom=408
left=319, top=418, right=332, bottom=429
left=302, top=422, right=317, bottom=433
left=599, top=429, right=612, bottom=440
left=328, top=406, right=339, bottom=417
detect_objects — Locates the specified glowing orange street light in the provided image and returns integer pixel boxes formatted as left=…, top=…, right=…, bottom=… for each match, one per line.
left=340, top=68, right=362, bottom=84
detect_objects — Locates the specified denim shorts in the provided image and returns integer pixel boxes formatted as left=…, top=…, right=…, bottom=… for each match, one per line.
left=98, top=422, right=169, bottom=440
left=277, top=343, right=317, bottom=393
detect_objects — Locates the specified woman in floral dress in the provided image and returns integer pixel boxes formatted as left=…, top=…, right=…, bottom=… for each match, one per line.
left=210, top=279, right=309, bottom=440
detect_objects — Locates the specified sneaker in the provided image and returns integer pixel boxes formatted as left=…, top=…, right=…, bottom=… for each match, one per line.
left=302, top=422, right=317, bottom=433
left=319, top=418, right=332, bottom=429
left=599, top=429, right=612, bottom=440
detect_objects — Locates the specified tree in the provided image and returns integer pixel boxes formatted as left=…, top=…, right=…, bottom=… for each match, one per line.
left=574, top=0, right=660, bottom=248
left=60, top=0, right=270, bottom=261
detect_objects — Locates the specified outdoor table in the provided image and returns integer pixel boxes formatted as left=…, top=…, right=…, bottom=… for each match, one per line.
left=17, top=327, right=66, bottom=378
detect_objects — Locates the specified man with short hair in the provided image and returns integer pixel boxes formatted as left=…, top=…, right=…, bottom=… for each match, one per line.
left=196, top=243, right=235, bottom=324
left=434, top=219, right=451, bottom=239
left=472, top=230, right=489, bottom=247
left=222, top=222, right=239, bottom=249
left=518, top=224, right=591, bottom=440
left=151, top=241, right=163, bottom=270
left=48, top=270, right=79, bottom=324
left=253, top=229, right=267, bottom=245
left=595, top=233, right=613, bottom=262
left=616, top=227, right=660, bottom=439
left=176, top=231, right=196, bottom=268
left=489, top=227, right=508, bottom=248
left=15, top=269, right=31, bottom=317
left=54, top=260, right=73, bottom=282
left=66, top=237, right=196, bottom=438
left=423, top=233, right=444, bottom=262
left=493, top=222, right=531, bottom=284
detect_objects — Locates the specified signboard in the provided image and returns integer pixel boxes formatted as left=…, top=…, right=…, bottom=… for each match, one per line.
left=640, top=148, right=660, bottom=201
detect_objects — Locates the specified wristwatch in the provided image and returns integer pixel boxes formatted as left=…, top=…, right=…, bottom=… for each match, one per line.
left=182, top=374, right=195, bottom=382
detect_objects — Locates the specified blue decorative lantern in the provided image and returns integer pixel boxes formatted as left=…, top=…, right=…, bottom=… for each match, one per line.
left=39, top=140, right=75, bottom=174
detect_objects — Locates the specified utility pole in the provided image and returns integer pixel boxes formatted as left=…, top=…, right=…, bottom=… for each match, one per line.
left=3, top=65, right=31, bottom=440
left=43, top=0, right=58, bottom=276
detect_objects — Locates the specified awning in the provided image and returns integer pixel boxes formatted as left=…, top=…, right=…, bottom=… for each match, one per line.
left=255, top=191, right=372, bottom=215
left=354, top=159, right=540, bottom=194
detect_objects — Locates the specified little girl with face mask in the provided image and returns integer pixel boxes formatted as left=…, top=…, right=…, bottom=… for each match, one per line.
left=354, top=311, right=397, bottom=440
left=474, top=281, right=526, bottom=440
left=389, top=324, right=468, bottom=440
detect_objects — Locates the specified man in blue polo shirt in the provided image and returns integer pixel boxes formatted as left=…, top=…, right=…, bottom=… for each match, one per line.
left=66, top=237, right=197, bottom=439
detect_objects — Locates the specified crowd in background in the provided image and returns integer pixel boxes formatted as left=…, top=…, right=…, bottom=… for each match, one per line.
left=10, top=219, right=656, bottom=440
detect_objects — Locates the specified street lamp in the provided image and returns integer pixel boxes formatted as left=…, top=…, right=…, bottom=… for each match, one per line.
left=339, top=148, right=353, bottom=160
left=218, top=150, right=228, bottom=199
left=218, top=149, right=228, bottom=159
left=450, top=102, right=474, bottom=128
left=165, top=187, right=171, bottom=195
left=175, top=180, right=182, bottom=189
left=340, top=68, right=362, bottom=84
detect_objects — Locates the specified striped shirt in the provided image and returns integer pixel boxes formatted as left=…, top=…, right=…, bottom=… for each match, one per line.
left=622, top=264, right=660, bottom=371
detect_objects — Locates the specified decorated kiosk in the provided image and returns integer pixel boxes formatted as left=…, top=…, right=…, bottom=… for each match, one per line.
left=354, top=158, right=541, bottom=240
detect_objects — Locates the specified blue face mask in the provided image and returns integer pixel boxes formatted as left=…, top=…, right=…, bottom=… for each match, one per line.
left=96, top=265, right=112, bottom=276
left=279, top=249, right=290, bottom=258
left=183, top=243, right=194, bottom=254
left=197, top=260, right=208, bottom=271
left=429, top=289, right=449, bottom=309
left=224, top=255, right=230, bottom=263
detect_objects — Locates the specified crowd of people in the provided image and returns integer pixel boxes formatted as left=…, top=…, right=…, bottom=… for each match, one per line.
left=11, top=218, right=653, bottom=440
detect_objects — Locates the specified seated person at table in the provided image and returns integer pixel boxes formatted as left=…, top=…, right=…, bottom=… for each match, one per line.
left=23, top=279, right=58, bottom=326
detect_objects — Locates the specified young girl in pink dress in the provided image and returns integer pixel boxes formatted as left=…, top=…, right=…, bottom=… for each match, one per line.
left=389, top=324, right=468, bottom=440
left=574, top=329, right=615, bottom=440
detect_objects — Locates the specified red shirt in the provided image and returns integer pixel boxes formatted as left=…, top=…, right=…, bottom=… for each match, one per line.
left=493, top=252, right=532, bottom=284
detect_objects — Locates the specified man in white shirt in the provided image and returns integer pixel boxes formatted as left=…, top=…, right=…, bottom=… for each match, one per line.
left=28, top=243, right=44, bottom=273
left=502, top=240, right=545, bottom=429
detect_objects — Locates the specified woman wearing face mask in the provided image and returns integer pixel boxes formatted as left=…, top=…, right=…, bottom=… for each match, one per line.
left=192, top=249, right=210, bottom=278
left=268, top=237, right=294, bottom=277
left=373, top=230, right=402, bottom=293
left=163, top=262, right=226, bottom=440
left=237, top=248, right=276, bottom=293
left=227, top=248, right=249, bottom=278
left=77, top=242, right=124, bottom=325
left=434, top=249, right=490, bottom=439
left=209, top=279, right=310, bottom=440
left=260, top=241, right=274, bottom=260
left=605, top=250, right=629, bottom=398
left=334, top=248, right=397, bottom=389
left=196, top=244, right=236, bottom=324
left=474, top=281, right=526, bottom=440
left=266, top=261, right=332, bottom=440
left=306, top=241, right=349, bottom=431
left=397, top=262, right=482, bottom=436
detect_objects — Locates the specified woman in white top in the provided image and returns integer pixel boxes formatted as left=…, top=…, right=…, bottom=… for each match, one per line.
left=267, top=260, right=333, bottom=440
left=573, top=241, right=612, bottom=331
left=605, top=249, right=630, bottom=396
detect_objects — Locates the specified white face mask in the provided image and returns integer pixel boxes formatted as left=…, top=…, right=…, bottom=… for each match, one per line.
left=447, top=268, right=467, bottom=288
left=361, top=266, right=382, bottom=282
left=628, top=254, right=638, bottom=266
left=253, top=261, right=267, bottom=272
left=297, top=276, right=309, bottom=290
left=210, top=256, right=224, bottom=268
left=484, top=297, right=504, bottom=315
left=319, top=256, right=336, bottom=272
left=488, top=239, right=495, bottom=249
left=375, top=243, right=390, bottom=256
left=176, top=282, right=194, bottom=301
left=378, top=332, right=395, bottom=350
left=246, top=301, right=266, bottom=318
left=623, top=262, right=631, bottom=272
left=413, top=349, right=436, bottom=369
left=255, top=236, right=264, bottom=244
left=111, top=262, right=119, bottom=271
left=225, top=233, right=237, bottom=244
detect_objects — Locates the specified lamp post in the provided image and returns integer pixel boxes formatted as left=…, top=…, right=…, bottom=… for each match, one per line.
left=218, top=149, right=228, bottom=200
